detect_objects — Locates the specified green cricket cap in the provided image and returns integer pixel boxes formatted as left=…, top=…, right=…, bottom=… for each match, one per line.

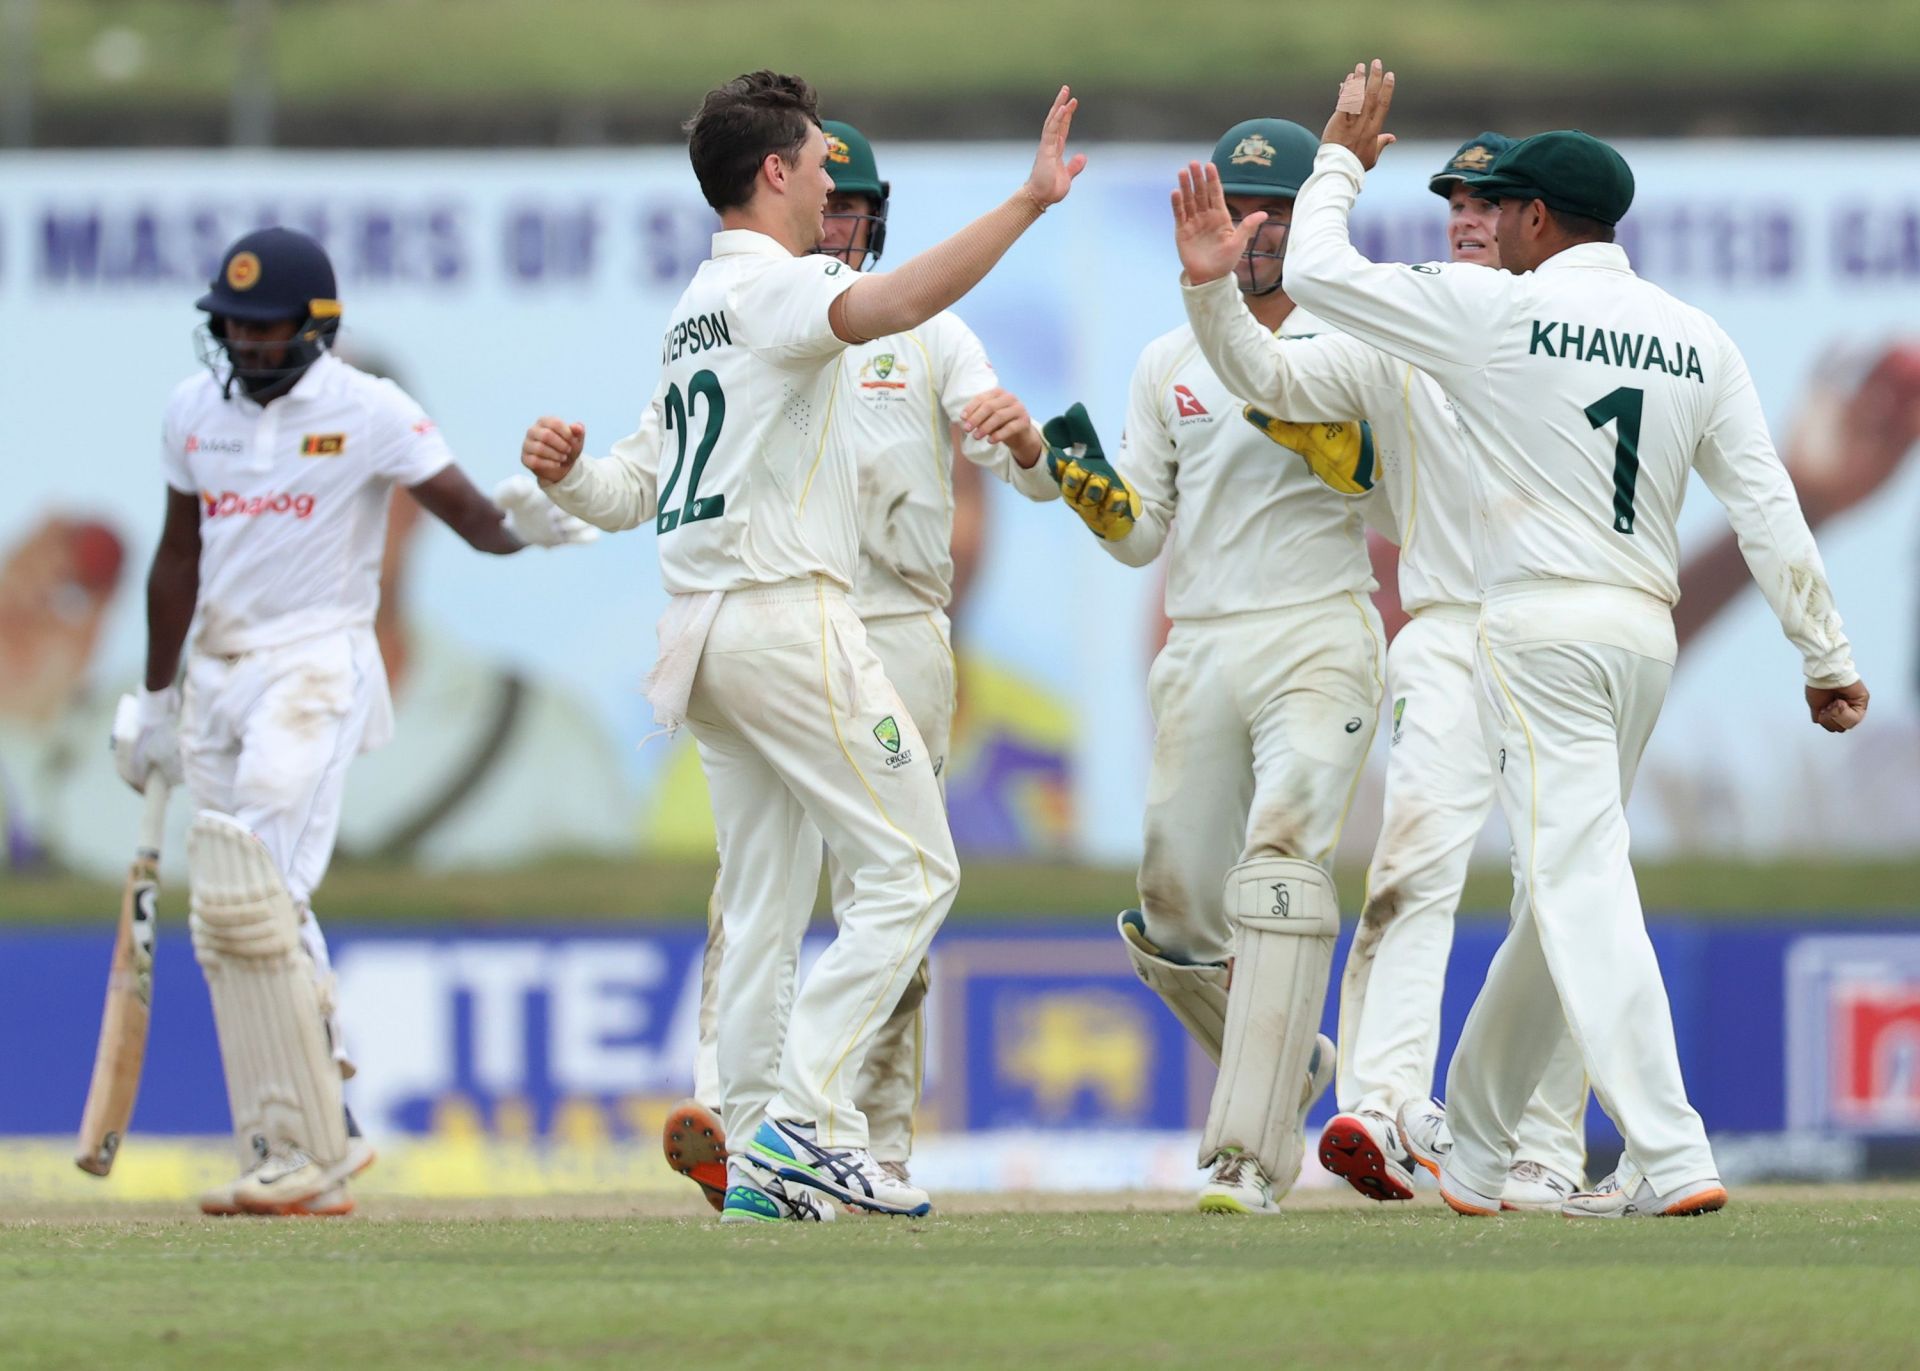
left=1429, top=131, right=1515, bottom=197
left=1211, top=118, right=1319, bottom=199
left=821, top=120, right=885, bottom=199
left=1460, top=129, right=1635, bottom=226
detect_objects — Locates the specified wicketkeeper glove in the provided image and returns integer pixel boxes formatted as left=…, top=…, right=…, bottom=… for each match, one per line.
left=1242, top=407, right=1377, bottom=496
left=493, top=474, right=600, bottom=548
left=1045, top=403, right=1141, bottom=542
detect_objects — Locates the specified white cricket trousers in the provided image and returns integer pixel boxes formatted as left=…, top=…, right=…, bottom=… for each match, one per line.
left=1137, top=593, right=1384, bottom=964
left=694, top=609, right=953, bottom=1162
left=1447, top=582, right=1717, bottom=1197
left=686, top=580, right=959, bottom=1152
left=181, top=626, right=388, bottom=1070
left=1337, top=606, right=1588, bottom=1183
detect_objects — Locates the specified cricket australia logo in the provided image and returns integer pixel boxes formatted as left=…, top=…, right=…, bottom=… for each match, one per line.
left=1231, top=134, right=1276, bottom=167
left=1392, top=696, right=1407, bottom=744
left=874, top=715, right=915, bottom=770
left=859, top=352, right=909, bottom=399
left=1449, top=144, right=1496, bottom=175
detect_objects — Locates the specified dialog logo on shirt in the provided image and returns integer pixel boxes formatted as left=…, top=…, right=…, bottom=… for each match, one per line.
left=300, top=432, right=347, bottom=457
left=202, top=490, right=318, bottom=520
left=1173, top=385, right=1211, bottom=423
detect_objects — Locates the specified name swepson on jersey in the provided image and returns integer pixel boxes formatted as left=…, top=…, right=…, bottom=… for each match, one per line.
left=662, top=311, right=733, bottom=364
left=202, top=489, right=317, bottom=520
left=1528, top=320, right=1707, bottom=383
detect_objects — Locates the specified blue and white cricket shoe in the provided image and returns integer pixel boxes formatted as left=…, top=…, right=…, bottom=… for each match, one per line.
left=745, top=1118, right=934, bottom=1217
left=718, top=1156, right=837, bottom=1224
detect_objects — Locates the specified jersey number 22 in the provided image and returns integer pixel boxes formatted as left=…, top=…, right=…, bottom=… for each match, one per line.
left=659, top=369, right=727, bottom=535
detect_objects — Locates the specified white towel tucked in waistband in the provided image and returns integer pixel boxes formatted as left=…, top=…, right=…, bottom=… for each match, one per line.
left=641, top=589, right=724, bottom=740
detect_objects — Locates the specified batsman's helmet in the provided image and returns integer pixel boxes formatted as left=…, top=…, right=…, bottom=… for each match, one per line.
left=1210, top=118, right=1317, bottom=296
left=194, top=227, right=342, bottom=397
left=820, top=120, right=889, bottom=269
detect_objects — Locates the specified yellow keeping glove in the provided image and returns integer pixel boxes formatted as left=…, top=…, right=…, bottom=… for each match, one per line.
left=1045, top=403, right=1141, bottom=542
left=1242, top=407, right=1377, bottom=496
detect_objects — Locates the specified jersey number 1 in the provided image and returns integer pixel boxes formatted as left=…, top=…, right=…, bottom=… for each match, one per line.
left=659, top=369, right=727, bottom=535
left=1584, top=385, right=1643, bottom=536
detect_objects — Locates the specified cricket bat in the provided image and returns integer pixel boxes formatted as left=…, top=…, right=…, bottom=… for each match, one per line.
left=74, top=778, right=171, bottom=1176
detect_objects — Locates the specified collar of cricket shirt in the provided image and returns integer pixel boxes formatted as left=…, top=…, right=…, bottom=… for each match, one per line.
left=1534, top=241, right=1633, bottom=276
left=711, top=228, right=802, bottom=259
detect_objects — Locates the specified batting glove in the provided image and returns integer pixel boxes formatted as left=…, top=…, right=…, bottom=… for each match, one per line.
left=110, top=687, right=183, bottom=793
left=1045, top=403, right=1140, bottom=542
left=494, top=474, right=600, bottom=548
left=1242, top=407, right=1377, bottom=496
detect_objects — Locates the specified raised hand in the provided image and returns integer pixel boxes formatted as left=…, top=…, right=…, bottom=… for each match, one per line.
left=1322, top=59, right=1396, bottom=171
left=1172, top=161, right=1262, bottom=286
left=522, top=416, right=586, bottom=484
left=1024, top=86, right=1087, bottom=210
left=1807, top=679, right=1869, bottom=733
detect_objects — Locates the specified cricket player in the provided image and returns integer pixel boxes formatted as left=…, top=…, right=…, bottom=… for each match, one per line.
left=1283, top=62, right=1867, bottom=1217
left=663, top=119, right=1060, bottom=1211
left=1050, top=119, right=1387, bottom=1215
left=1176, top=134, right=1590, bottom=1209
left=114, top=226, right=594, bottom=1217
left=522, top=73, right=1083, bottom=1222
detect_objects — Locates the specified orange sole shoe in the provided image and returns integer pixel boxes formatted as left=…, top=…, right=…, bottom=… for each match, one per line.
left=1439, top=1179, right=1503, bottom=1217
left=663, top=1099, right=729, bottom=1213
left=1662, top=1185, right=1728, bottom=1216
left=1318, top=1114, right=1415, bottom=1202
left=239, top=1147, right=377, bottom=1217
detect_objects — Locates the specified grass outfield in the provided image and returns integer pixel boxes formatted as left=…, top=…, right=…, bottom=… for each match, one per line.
left=34, top=0, right=1920, bottom=106
left=3, top=855, right=1919, bottom=927
left=4, top=1188, right=1919, bottom=1369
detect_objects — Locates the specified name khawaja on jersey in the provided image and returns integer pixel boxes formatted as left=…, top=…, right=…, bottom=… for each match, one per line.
left=1527, top=319, right=1706, bottom=383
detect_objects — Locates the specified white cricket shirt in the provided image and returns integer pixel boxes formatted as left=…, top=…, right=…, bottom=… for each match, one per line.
left=1182, top=273, right=1477, bottom=615
left=1287, top=144, right=1856, bottom=686
left=544, top=230, right=861, bottom=594
left=1106, top=312, right=1378, bottom=621
left=842, top=310, right=1059, bottom=620
left=160, top=353, right=453, bottom=655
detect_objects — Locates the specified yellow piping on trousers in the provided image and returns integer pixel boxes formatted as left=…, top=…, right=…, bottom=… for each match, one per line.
left=813, top=582, right=937, bottom=1143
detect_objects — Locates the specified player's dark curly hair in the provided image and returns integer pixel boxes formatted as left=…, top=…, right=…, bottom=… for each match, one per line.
left=685, top=71, right=822, bottom=213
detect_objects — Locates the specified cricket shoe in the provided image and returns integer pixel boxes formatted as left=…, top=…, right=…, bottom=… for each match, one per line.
left=1395, top=1097, right=1502, bottom=1216
left=201, top=1176, right=354, bottom=1217
left=1500, top=1159, right=1580, bottom=1212
left=662, top=1098, right=729, bottom=1213
left=1318, top=1109, right=1417, bottom=1202
left=1562, top=1169, right=1727, bottom=1219
left=719, top=1157, right=836, bottom=1224
left=745, top=1118, right=932, bottom=1217
left=200, top=1135, right=271, bottom=1216
left=1197, top=1148, right=1282, bottom=1215
left=1396, top=1096, right=1450, bottom=1179
left=234, top=1137, right=376, bottom=1216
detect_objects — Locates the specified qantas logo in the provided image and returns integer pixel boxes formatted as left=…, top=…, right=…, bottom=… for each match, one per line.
left=1173, top=385, right=1210, bottom=421
left=202, top=490, right=317, bottom=520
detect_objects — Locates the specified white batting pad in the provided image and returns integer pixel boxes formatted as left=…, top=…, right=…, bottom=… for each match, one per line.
left=1118, top=911, right=1230, bottom=1062
left=1200, top=858, right=1340, bottom=1185
left=188, top=811, right=349, bottom=1167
